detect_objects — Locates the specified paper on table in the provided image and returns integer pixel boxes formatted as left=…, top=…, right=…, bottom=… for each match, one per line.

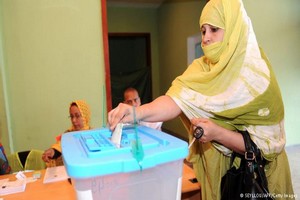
left=43, top=165, right=69, bottom=184
left=0, top=178, right=26, bottom=196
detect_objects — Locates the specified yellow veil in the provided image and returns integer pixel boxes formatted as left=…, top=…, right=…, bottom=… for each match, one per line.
left=68, top=100, right=91, bottom=131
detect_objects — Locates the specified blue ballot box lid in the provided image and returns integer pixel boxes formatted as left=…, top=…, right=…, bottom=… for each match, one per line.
left=61, top=125, right=188, bottom=179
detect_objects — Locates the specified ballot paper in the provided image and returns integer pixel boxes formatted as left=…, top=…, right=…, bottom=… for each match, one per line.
left=111, top=123, right=123, bottom=148
left=0, top=178, right=26, bottom=196
left=43, top=165, right=69, bottom=184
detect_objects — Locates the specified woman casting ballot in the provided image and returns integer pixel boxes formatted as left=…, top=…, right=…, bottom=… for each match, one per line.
left=108, top=0, right=294, bottom=199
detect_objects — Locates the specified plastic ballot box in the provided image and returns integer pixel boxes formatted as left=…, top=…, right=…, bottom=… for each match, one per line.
left=61, top=125, right=188, bottom=200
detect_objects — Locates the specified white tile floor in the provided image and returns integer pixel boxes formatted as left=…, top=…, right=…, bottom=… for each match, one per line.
left=286, top=145, right=300, bottom=199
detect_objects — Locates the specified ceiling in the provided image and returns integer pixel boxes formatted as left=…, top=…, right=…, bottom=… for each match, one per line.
left=107, top=0, right=165, bottom=7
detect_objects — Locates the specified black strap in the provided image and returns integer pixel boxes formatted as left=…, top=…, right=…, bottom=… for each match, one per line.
left=240, top=130, right=264, bottom=164
left=240, top=130, right=271, bottom=195
left=240, top=131, right=256, bottom=185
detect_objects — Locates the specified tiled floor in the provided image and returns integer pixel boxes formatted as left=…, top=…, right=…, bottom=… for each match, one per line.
left=286, top=145, right=300, bottom=199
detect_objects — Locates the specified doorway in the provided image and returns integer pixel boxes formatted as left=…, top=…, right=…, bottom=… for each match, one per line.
left=108, top=33, right=152, bottom=108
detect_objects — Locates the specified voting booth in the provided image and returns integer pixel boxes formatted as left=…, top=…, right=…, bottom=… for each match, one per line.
left=62, top=125, right=188, bottom=200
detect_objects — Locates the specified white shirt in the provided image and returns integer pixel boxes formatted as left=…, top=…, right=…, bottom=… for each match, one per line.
left=139, top=121, right=163, bottom=131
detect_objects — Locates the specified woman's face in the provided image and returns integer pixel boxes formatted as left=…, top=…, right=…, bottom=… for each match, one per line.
left=69, top=105, right=84, bottom=131
left=201, top=24, right=225, bottom=46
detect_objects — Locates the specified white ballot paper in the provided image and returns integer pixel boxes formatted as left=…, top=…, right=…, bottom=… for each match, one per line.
left=0, top=178, right=26, bottom=196
left=111, top=123, right=123, bottom=148
left=43, top=165, right=69, bottom=184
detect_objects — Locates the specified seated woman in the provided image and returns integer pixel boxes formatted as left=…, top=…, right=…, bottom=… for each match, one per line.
left=42, top=100, right=92, bottom=167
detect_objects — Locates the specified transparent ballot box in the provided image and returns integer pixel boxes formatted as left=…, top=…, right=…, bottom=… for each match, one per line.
left=62, top=125, right=188, bottom=200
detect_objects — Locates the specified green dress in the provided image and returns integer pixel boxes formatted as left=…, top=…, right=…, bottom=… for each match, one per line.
left=166, top=0, right=295, bottom=199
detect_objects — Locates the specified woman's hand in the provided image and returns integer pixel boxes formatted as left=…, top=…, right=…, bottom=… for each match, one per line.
left=42, top=148, right=55, bottom=162
left=190, top=118, right=245, bottom=153
left=190, top=118, right=220, bottom=143
left=108, top=103, right=136, bottom=130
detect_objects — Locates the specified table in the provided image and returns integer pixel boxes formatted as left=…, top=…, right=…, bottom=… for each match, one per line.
left=0, top=170, right=76, bottom=200
left=181, top=163, right=201, bottom=200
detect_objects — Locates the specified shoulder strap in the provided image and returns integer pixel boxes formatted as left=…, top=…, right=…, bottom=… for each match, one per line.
left=240, top=130, right=256, bottom=158
left=240, top=130, right=264, bottom=162
left=240, top=131, right=256, bottom=185
left=241, top=131, right=271, bottom=197
left=229, top=131, right=262, bottom=168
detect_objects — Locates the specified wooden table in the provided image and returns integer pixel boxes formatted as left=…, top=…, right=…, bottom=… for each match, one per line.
left=181, top=163, right=201, bottom=200
left=0, top=170, right=76, bottom=200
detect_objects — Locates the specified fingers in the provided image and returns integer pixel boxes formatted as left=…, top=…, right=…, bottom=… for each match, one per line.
left=190, top=117, right=220, bottom=143
left=190, top=117, right=208, bottom=127
left=190, top=118, right=209, bottom=143
left=108, top=108, right=120, bottom=130
left=42, top=154, right=46, bottom=162
left=108, top=103, right=133, bottom=130
left=42, top=149, right=54, bottom=162
left=42, top=152, right=51, bottom=162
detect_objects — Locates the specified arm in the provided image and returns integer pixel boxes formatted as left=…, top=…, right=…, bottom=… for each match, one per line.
left=108, top=95, right=181, bottom=130
left=191, top=118, right=245, bottom=154
left=42, top=148, right=62, bottom=162
left=138, top=95, right=181, bottom=122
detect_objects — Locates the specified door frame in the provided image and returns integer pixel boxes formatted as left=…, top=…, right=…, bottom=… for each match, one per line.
left=108, top=32, right=153, bottom=107
left=101, top=0, right=112, bottom=111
